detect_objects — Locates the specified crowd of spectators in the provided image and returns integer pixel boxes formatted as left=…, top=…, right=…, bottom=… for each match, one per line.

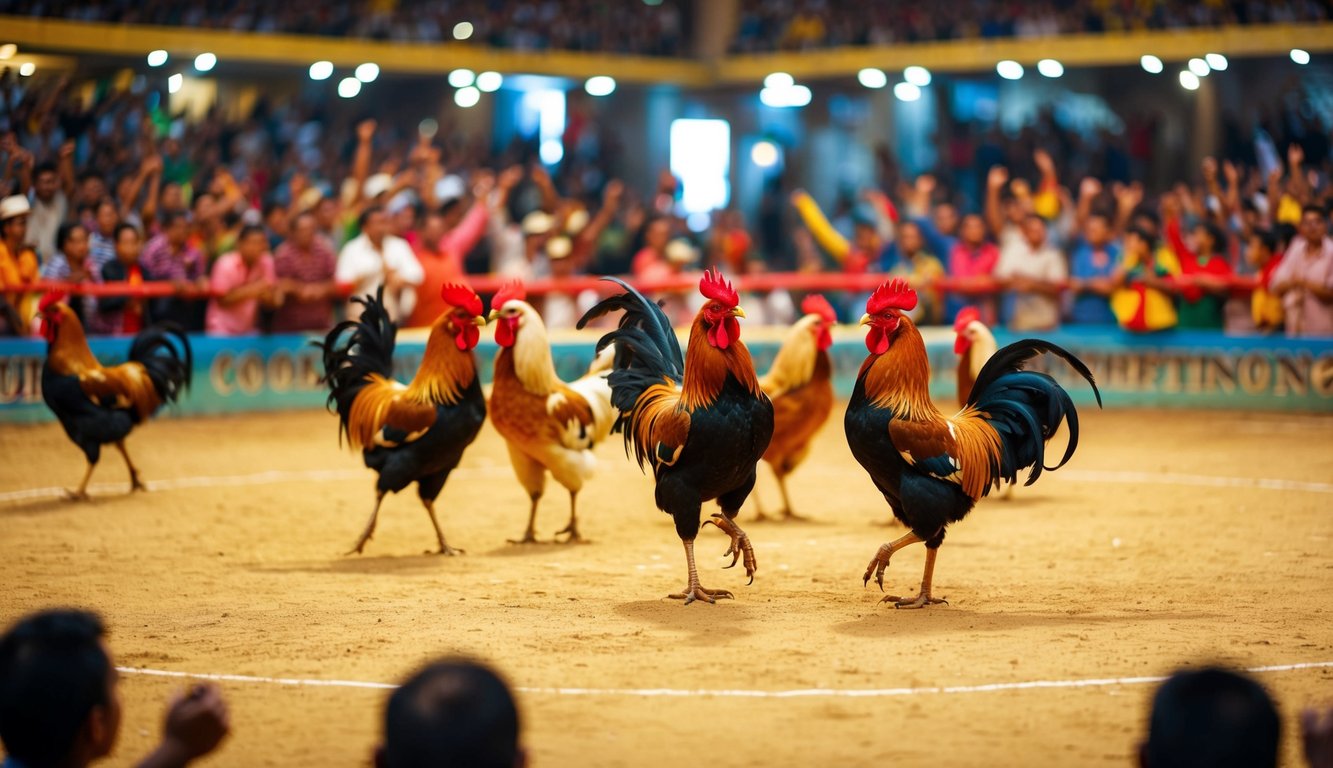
left=732, top=0, right=1333, bottom=53
left=1, top=69, right=1331, bottom=339
left=2, top=607, right=1332, bottom=767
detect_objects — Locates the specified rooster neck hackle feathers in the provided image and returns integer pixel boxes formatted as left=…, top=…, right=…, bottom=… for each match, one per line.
left=760, top=314, right=823, bottom=397
left=497, top=301, right=561, bottom=395
left=859, top=317, right=933, bottom=418
left=44, top=304, right=100, bottom=375
left=681, top=312, right=762, bottom=411
left=403, top=316, right=478, bottom=406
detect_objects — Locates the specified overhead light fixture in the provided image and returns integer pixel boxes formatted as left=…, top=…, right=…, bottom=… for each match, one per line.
left=539, top=139, right=564, bottom=165
left=168, top=73, right=183, bottom=93
left=585, top=75, right=616, bottom=96
left=194, top=52, right=216, bottom=72
left=1179, top=70, right=1200, bottom=90
left=1140, top=54, right=1164, bottom=74
left=454, top=86, right=481, bottom=108
left=453, top=21, right=474, bottom=40
left=903, top=66, right=932, bottom=87
left=1037, top=59, right=1064, bottom=78
left=750, top=140, right=780, bottom=168
left=1205, top=53, right=1228, bottom=71
left=1290, top=48, right=1310, bottom=65
left=760, top=84, right=810, bottom=108
left=1188, top=57, right=1210, bottom=77
left=0, top=44, right=16, bottom=60
left=338, top=77, right=362, bottom=98
left=146, top=49, right=168, bottom=67
left=309, top=61, right=333, bottom=81
left=476, top=71, right=503, bottom=92
left=996, top=60, right=1024, bottom=80
left=857, top=68, right=887, bottom=89
left=18, top=61, right=35, bottom=77
left=893, top=82, right=921, bottom=102
left=355, top=63, right=379, bottom=83
left=763, top=72, right=793, bottom=89
left=448, top=68, right=475, bottom=88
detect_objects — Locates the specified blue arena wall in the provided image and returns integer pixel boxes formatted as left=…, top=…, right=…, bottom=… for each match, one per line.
left=2, top=330, right=1331, bottom=423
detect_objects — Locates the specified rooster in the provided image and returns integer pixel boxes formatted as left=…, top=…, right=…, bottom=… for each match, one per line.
left=578, top=269, right=774, bottom=604
left=953, top=306, right=998, bottom=408
left=754, top=294, right=837, bottom=521
left=319, top=285, right=488, bottom=556
left=37, top=291, right=191, bottom=500
left=847, top=279, right=1100, bottom=608
left=488, top=281, right=617, bottom=544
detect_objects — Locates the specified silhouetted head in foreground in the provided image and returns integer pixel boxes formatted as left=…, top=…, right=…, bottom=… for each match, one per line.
left=0, top=609, right=120, bottom=768
left=1140, top=667, right=1279, bottom=768
left=377, top=659, right=525, bottom=768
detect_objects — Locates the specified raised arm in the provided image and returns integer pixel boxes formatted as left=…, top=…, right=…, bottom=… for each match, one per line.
left=984, top=165, right=1009, bottom=237
left=790, top=189, right=850, bottom=263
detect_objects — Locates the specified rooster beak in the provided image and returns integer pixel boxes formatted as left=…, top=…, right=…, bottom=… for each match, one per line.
left=473, top=315, right=489, bottom=327
left=731, top=307, right=746, bottom=319
left=486, top=309, right=499, bottom=323
left=859, top=313, right=872, bottom=326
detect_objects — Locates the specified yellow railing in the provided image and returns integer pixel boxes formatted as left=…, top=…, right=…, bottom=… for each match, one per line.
left=2, top=16, right=1330, bottom=85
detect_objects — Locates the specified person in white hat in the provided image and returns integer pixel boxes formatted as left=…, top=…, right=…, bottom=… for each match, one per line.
left=0, top=195, right=39, bottom=334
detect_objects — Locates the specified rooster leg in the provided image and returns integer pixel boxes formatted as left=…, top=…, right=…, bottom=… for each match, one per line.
left=507, top=493, right=543, bottom=545
left=422, top=499, right=463, bottom=556
left=554, top=491, right=588, bottom=544
left=862, top=531, right=924, bottom=591
left=703, top=512, right=757, bottom=585
left=66, top=462, right=95, bottom=501
left=774, top=474, right=806, bottom=521
left=114, top=441, right=146, bottom=492
left=347, top=491, right=386, bottom=555
left=883, top=546, right=949, bottom=609
left=668, top=538, right=733, bottom=605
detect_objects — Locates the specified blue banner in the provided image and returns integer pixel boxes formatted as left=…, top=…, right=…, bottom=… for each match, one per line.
left=2, top=328, right=1331, bottom=423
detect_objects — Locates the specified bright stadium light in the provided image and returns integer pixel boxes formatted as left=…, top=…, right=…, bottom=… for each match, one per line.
left=1205, top=53, right=1228, bottom=71
left=309, top=60, right=333, bottom=81
left=893, top=82, right=921, bottom=102
left=338, top=76, right=362, bottom=98
left=454, top=85, right=481, bottom=108
left=453, top=21, right=474, bottom=40
left=1291, top=48, right=1310, bottom=65
left=448, top=68, right=475, bottom=88
left=760, top=83, right=811, bottom=108
left=585, top=75, right=616, bottom=96
left=539, top=139, right=564, bottom=165
left=750, top=140, right=779, bottom=168
left=996, top=60, right=1024, bottom=80
left=0, top=44, right=16, bottom=60
left=356, top=63, right=379, bottom=83
left=1037, top=58, right=1064, bottom=78
left=1179, top=70, right=1200, bottom=90
left=476, top=71, right=503, bottom=92
left=18, top=61, right=35, bottom=77
left=194, top=52, right=216, bottom=72
left=903, top=65, right=932, bottom=87
left=1188, top=58, right=1210, bottom=77
left=1141, top=54, right=1164, bottom=74
left=168, top=73, right=183, bottom=93
left=857, top=68, right=887, bottom=89
left=147, top=49, right=168, bottom=67
left=764, top=72, right=793, bottom=89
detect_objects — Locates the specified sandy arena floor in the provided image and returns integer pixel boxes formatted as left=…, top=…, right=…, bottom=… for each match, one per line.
left=2, top=404, right=1332, bottom=767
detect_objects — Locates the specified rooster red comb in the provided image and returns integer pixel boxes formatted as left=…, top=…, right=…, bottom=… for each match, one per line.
left=866, top=278, right=918, bottom=315
left=953, top=306, right=981, bottom=333
left=439, top=283, right=484, bottom=317
left=800, top=294, right=836, bottom=325
left=491, top=280, right=527, bottom=311
left=38, top=291, right=67, bottom=313
left=699, top=268, right=739, bottom=308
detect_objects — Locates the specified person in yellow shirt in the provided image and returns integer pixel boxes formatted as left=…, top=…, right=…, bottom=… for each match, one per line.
left=0, top=195, right=39, bottom=335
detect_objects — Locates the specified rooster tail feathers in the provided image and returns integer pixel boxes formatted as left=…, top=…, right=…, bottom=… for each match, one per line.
left=315, top=289, right=398, bottom=440
left=578, top=278, right=685, bottom=445
left=128, top=322, right=192, bottom=406
left=966, top=339, right=1100, bottom=490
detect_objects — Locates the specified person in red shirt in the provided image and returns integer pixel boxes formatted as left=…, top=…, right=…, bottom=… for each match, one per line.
left=1166, top=217, right=1233, bottom=329
left=92, top=224, right=148, bottom=335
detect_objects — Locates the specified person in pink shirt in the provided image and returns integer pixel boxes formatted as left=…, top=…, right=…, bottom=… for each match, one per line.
left=947, top=214, right=1000, bottom=325
left=1270, top=204, right=1333, bottom=337
left=205, top=225, right=277, bottom=335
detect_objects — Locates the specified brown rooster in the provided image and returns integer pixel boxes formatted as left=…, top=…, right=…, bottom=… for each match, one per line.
left=578, top=270, right=774, bottom=604
left=319, top=285, right=488, bottom=555
left=38, top=292, right=192, bottom=499
left=846, top=280, right=1100, bottom=607
left=754, top=293, right=837, bottom=521
left=952, top=305, right=998, bottom=408
left=487, top=281, right=617, bottom=544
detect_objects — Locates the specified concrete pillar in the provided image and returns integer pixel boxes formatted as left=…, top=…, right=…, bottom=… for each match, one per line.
left=693, top=0, right=739, bottom=60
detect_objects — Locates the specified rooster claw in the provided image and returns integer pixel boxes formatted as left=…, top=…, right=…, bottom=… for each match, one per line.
left=669, top=585, right=734, bottom=605
left=64, top=489, right=90, bottom=502
left=433, top=545, right=465, bottom=556
left=707, top=513, right=757, bottom=584
left=863, top=543, right=894, bottom=592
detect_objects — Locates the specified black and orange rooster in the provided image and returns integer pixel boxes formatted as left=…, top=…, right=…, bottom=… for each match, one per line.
left=578, top=269, right=773, bottom=604
left=319, top=285, right=488, bottom=556
left=37, top=291, right=192, bottom=499
left=846, top=280, right=1101, bottom=608
left=754, top=293, right=837, bottom=521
